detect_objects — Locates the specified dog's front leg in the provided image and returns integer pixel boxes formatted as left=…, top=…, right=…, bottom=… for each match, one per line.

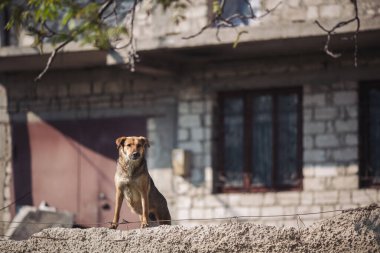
left=140, top=190, right=149, bottom=228
left=110, top=188, right=123, bottom=229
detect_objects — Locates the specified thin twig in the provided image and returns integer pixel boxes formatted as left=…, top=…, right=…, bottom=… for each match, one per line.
left=315, top=0, right=360, bottom=66
left=182, top=0, right=282, bottom=41
left=34, top=38, right=72, bottom=82
left=98, top=0, right=115, bottom=19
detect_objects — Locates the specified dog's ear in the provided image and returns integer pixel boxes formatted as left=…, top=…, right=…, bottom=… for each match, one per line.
left=139, top=136, right=150, bottom=148
left=115, top=137, right=127, bottom=149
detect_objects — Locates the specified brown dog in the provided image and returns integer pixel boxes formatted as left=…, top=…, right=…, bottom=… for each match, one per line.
left=110, top=136, right=171, bottom=229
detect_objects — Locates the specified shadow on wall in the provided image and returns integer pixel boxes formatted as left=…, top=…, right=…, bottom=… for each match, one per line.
left=10, top=112, right=146, bottom=226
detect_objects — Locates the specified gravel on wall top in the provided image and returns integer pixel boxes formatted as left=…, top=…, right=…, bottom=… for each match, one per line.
left=1, top=204, right=379, bottom=253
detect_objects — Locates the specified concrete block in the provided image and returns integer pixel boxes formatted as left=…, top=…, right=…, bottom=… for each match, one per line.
left=320, top=5, right=342, bottom=19
left=178, top=129, right=189, bottom=141
left=262, top=192, right=276, bottom=206
left=214, top=207, right=226, bottom=218
left=176, top=196, right=192, bottom=208
left=346, top=165, right=359, bottom=175
left=228, top=193, right=243, bottom=206
left=178, top=141, right=203, bottom=153
left=0, top=85, right=7, bottom=108
left=314, top=191, right=339, bottom=205
left=303, top=108, right=313, bottom=121
left=239, top=193, right=264, bottom=206
left=300, top=192, right=314, bottom=205
left=6, top=206, right=74, bottom=241
left=303, top=177, right=326, bottom=191
left=345, top=134, right=358, bottom=146
left=204, top=114, right=212, bottom=127
left=261, top=206, right=284, bottom=217
left=190, top=208, right=205, bottom=219
left=178, top=102, right=190, bottom=114
left=190, top=101, right=204, bottom=114
left=230, top=207, right=251, bottom=217
left=303, top=167, right=315, bottom=178
left=333, top=91, right=357, bottom=105
left=304, top=121, right=325, bottom=134
left=306, top=6, right=319, bottom=20
left=296, top=205, right=321, bottom=220
left=304, top=149, right=326, bottom=163
left=331, top=175, right=359, bottom=190
left=314, top=107, right=338, bottom=120
left=276, top=192, right=300, bottom=206
left=203, top=195, right=229, bottom=208
left=69, top=82, right=91, bottom=96
left=303, top=136, right=314, bottom=149
left=332, top=148, right=358, bottom=162
left=346, top=106, right=358, bottom=118
left=338, top=190, right=352, bottom=204
left=335, top=119, right=358, bottom=133
left=314, top=167, right=339, bottom=177
left=315, top=134, right=339, bottom=148
left=303, top=94, right=326, bottom=107
left=303, top=0, right=324, bottom=5
left=321, top=204, right=341, bottom=218
left=288, top=0, right=301, bottom=7
left=352, top=189, right=378, bottom=205
left=191, top=127, right=204, bottom=141
left=178, top=115, right=201, bottom=128
left=176, top=208, right=190, bottom=220
left=0, top=124, right=6, bottom=159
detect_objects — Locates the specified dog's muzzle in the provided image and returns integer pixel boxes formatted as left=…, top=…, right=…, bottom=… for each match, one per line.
left=130, top=152, right=141, bottom=160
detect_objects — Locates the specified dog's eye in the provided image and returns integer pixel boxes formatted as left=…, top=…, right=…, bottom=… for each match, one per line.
left=137, top=144, right=142, bottom=148
left=126, top=144, right=132, bottom=147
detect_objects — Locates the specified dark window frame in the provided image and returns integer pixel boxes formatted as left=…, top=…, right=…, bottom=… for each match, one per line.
left=215, top=87, right=303, bottom=193
left=359, top=81, right=380, bottom=188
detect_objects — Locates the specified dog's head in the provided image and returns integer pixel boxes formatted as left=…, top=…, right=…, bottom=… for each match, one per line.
left=115, top=136, right=150, bottom=161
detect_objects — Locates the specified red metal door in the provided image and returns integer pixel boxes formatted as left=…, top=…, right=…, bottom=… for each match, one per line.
left=13, top=113, right=145, bottom=229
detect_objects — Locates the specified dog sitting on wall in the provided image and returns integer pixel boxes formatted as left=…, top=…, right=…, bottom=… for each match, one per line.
left=110, top=136, right=171, bottom=229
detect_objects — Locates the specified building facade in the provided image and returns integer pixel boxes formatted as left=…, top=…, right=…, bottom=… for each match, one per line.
left=1, top=0, right=380, bottom=233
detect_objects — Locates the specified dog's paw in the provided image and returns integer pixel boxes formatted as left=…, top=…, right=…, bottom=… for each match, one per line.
left=141, top=223, right=150, bottom=229
left=109, top=223, right=118, bottom=229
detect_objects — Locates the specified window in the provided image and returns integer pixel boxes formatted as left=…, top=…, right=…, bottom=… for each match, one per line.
left=360, top=82, right=380, bottom=187
left=212, top=0, right=260, bottom=26
left=216, top=88, right=303, bottom=192
left=0, top=8, right=10, bottom=46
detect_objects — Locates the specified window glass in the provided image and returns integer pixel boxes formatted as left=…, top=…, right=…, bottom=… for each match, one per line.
left=223, top=97, right=244, bottom=187
left=251, top=95, right=273, bottom=187
left=369, top=88, right=380, bottom=184
left=276, top=94, right=299, bottom=187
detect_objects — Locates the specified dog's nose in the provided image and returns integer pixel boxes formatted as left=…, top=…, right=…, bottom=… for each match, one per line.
left=131, top=152, right=140, bottom=159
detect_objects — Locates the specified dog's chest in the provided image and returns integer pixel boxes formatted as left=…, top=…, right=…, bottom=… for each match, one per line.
left=115, top=174, right=140, bottom=203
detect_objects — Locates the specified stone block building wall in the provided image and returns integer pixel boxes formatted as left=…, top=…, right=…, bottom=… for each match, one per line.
left=1, top=51, right=380, bottom=233
left=170, top=80, right=380, bottom=228
left=0, top=84, right=12, bottom=234
left=1, top=0, right=380, bottom=235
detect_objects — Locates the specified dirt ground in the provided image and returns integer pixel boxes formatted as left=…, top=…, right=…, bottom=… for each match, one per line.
left=1, top=204, right=379, bottom=253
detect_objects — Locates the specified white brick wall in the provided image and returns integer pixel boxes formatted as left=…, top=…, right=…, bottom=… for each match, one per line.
left=169, top=81, right=380, bottom=228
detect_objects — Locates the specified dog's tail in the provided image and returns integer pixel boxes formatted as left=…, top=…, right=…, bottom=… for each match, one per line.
left=157, top=204, right=171, bottom=225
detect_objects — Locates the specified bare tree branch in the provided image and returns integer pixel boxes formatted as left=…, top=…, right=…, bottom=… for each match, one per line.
left=34, top=38, right=72, bottom=82
left=182, top=0, right=282, bottom=44
left=315, top=0, right=360, bottom=66
left=99, top=0, right=115, bottom=19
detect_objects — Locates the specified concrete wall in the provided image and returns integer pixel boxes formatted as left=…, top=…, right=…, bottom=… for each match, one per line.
left=1, top=0, right=380, bottom=234
left=0, top=84, right=12, bottom=234
left=2, top=48, right=380, bottom=232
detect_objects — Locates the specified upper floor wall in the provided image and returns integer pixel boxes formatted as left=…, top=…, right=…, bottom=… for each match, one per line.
left=132, top=0, right=380, bottom=50
left=2, top=0, right=380, bottom=50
